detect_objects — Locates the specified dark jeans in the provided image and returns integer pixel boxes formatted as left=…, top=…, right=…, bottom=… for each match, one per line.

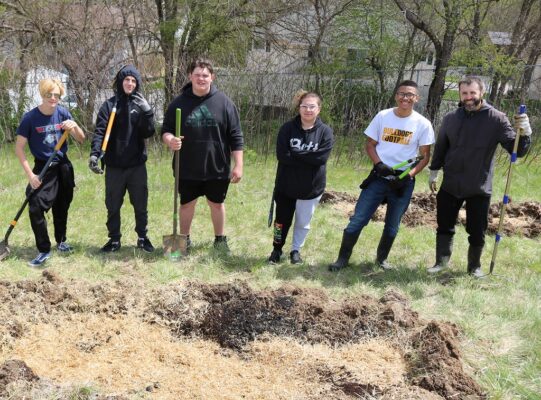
left=345, top=176, right=415, bottom=238
left=105, top=164, right=148, bottom=240
left=436, top=189, right=490, bottom=247
left=27, top=160, right=75, bottom=253
left=272, top=191, right=297, bottom=251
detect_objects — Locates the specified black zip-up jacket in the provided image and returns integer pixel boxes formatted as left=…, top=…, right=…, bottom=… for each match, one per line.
left=161, top=83, right=243, bottom=180
left=275, top=116, right=334, bottom=200
left=430, top=103, right=530, bottom=198
left=91, top=65, right=155, bottom=168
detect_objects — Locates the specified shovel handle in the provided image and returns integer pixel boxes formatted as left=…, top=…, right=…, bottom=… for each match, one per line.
left=173, top=108, right=181, bottom=235
left=100, top=106, right=117, bottom=153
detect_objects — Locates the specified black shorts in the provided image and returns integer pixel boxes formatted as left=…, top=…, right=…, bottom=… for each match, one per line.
left=179, top=179, right=230, bottom=204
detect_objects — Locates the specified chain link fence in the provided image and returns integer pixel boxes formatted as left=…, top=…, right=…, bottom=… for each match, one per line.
left=2, top=64, right=540, bottom=165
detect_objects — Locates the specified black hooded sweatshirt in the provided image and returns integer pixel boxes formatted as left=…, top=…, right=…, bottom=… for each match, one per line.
left=91, top=65, right=155, bottom=168
left=275, top=116, right=334, bottom=200
left=161, top=83, right=243, bottom=181
left=430, top=102, right=530, bottom=198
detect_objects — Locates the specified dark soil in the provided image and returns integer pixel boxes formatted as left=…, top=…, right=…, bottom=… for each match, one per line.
left=0, top=272, right=486, bottom=399
left=322, top=190, right=541, bottom=238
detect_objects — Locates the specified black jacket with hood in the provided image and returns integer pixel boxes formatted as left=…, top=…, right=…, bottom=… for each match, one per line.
left=430, top=102, right=531, bottom=198
left=161, top=83, right=243, bottom=181
left=275, top=116, right=334, bottom=200
left=91, top=65, right=155, bottom=168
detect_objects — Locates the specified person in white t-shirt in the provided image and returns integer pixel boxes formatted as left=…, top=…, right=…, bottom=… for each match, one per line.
left=329, top=80, right=435, bottom=271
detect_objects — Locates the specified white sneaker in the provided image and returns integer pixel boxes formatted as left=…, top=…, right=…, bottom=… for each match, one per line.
left=427, top=264, right=448, bottom=273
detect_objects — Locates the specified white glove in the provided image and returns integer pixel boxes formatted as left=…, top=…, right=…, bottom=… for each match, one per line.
left=514, top=114, right=532, bottom=137
left=428, top=169, right=439, bottom=193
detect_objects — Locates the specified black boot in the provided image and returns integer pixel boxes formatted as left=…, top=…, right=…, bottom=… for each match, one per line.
left=427, top=234, right=453, bottom=273
left=467, top=245, right=485, bottom=278
left=376, top=234, right=396, bottom=270
left=328, top=230, right=360, bottom=272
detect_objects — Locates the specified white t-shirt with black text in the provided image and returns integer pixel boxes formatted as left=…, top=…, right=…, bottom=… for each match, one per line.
left=364, top=108, right=434, bottom=169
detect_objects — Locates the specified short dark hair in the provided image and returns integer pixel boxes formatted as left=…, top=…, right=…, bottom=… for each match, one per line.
left=187, top=58, right=214, bottom=75
left=458, top=76, right=485, bottom=93
left=396, top=80, right=418, bottom=92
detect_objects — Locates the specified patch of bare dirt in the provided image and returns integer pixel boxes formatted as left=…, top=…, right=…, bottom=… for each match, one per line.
left=0, top=271, right=486, bottom=399
left=324, top=190, right=541, bottom=238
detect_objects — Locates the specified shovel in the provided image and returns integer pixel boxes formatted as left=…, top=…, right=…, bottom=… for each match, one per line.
left=163, top=108, right=187, bottom=260
left=94, top=100, right=118, bottom=174
left=0, top=129, right=71, bottom=261
left=489, top=104, right=526, bottom=275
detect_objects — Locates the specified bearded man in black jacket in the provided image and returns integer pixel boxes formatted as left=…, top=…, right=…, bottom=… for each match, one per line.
left=427, top=76, right=532, bottom=277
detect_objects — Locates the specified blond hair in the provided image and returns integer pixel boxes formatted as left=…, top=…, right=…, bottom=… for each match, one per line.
left=291, top=89, right=321, bottom=112
left=38, top=78, right=65, bottom=98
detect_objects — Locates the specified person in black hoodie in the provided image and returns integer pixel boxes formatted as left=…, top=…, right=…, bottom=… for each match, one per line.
left=267, top=90, right=334, bottom=264
left=427, top=76, right=531, bottom=277
left=162, top=59, right=243, bottom=251
left=89, top=65, right=155, bottom=253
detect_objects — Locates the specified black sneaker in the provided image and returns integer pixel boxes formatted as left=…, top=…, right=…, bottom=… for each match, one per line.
left=267, top=249, right=282, bottom=264
left=213, top=236, right=230, bottom=253
left=101, top=239, right=121, bottom=253
left=289, top=250, right=303, bottom=265
left=137, top=237, right=155, bottom=253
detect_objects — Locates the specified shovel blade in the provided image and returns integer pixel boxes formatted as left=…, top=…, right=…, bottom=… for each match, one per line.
left=0, top=240, right=10, bottom=262
left=163, top=233, right=187, bottom=260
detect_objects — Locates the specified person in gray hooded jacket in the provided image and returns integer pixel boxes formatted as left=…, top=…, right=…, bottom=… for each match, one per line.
left=89, top=65, right=155, bottom=253
left=427, top=75, right=531, bottom=277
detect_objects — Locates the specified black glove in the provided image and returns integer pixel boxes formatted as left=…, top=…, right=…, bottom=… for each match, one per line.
left=88, top=155, right=103, bottom=174
left=132, top=92, right=151, bottom=113
left=388, top=174, right=411, bottom=191
left=375, top=162, right=394, bottom=177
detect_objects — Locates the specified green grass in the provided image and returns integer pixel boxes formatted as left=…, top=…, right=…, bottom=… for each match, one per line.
left=0, top=143, right=540, bottom=398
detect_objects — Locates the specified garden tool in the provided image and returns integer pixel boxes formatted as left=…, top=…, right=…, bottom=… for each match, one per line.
left=489, top=105, right=526, bottom=274
left=94, top=99, right=118, bottom=173
left=163, top=108, right=187, bottom=260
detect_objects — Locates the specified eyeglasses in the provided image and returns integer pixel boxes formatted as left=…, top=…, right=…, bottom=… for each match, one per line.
left=396, top=92, right=417, bottom=99
left=300, top=104, right=318, bottom=111
left=45, top=93, right=61, bottom=99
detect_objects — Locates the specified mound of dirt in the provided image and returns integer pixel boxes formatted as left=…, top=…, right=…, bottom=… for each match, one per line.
left=324, top=190, right=541, bottom=238
left=0, top=271, right=486, bottom=399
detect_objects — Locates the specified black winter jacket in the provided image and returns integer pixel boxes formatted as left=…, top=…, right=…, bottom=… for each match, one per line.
left=275, top=116, right=334, bottom=200
left=430, top=103, right=530, bottom=198
left=161, top=83, right=243, bottom=181
left=91, top=65, right=155, bottom=168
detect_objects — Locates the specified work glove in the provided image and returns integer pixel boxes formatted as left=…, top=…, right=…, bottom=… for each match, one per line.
left=428, top=169, right=438, bottom=193
left=132, top=92, right=152, bottom=113
left=388, top=174, right=411, bottom=191
left=88, top=155, right=103, bottom=174
left=374, top=161, right=394, bottom=177
left=514, top=114, right=532, bottom=137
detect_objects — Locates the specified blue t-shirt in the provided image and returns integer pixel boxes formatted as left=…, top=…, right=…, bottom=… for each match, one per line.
left=16, top=106, right=73, bottom=161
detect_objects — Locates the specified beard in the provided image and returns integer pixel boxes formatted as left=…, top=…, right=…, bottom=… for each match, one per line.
left=463, top=98, right=482, bottom=111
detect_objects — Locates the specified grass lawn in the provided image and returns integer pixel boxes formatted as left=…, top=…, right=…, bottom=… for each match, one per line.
left=0, top=141, right=540, bottom=399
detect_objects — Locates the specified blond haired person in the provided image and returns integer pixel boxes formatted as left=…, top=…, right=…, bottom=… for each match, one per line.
left=15, top=78, right=84, bottom=266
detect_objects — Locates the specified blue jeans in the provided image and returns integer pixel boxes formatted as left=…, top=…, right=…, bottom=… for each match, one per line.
left=345, top=176, right=415, bottom=238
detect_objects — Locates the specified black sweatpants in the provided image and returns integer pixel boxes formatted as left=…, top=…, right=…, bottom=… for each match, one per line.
left=105, top=164, right=148, bottom=240
left=436, top=189, right=491, bottom=247
left=27, top=159, right=75, bottom=253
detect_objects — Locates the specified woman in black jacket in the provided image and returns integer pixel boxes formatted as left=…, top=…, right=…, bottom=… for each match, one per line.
left=268, top=91, right=334, bottom=264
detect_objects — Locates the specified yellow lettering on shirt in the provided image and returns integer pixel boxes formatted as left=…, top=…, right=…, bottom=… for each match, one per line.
left=382, top=127, right=413, bottom=145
